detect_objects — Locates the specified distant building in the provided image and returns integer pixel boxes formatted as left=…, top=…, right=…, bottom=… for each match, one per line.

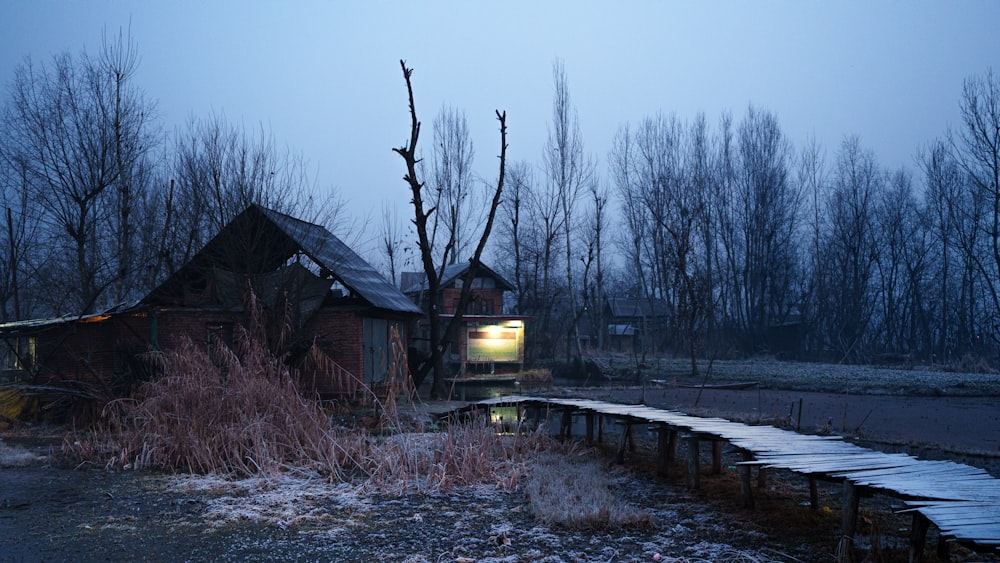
left=603, top=297, right=670, bottom=354
left=402, top=262, right=528, bottom=377
left=0, top=205, right=420, bottom=417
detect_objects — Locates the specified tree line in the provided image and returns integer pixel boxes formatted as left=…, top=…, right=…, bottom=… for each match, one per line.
left=2, top=32, right=998, bottom=368
left=0, top=31, right=344, bottom=322
left=421, top=62, right=1000, bottom=368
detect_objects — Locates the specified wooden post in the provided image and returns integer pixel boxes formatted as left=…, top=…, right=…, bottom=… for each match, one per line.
left=627, top=422, right=636, bottom=453
left=597, top=415, right=604, bottom=444
left=809, top=477, right=819, bottom=509
left=585, top=412, right=594, bottom=444
left=667, top=429, right=678, bottom=462
left=656, top=426, right=670, bottom=477
left=909, top=512, right=930, bottom=563
left=711, top=440, right=724, bottom=475
left=740, top=451, right=755, bottom=509
left=560, top=408, right=572, bottom=439
left=839, top=481, right=862, bottom=561
left=616, top=422, right=631, bottom=464
left=935, top=535, right=949, bottom=560
left=686, top=435, right=700, bottom=489
left=757, top=466, right=768, bottom=489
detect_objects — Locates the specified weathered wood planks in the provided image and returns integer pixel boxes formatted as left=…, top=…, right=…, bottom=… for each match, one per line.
left=471, top=395, right=1000, bottom=553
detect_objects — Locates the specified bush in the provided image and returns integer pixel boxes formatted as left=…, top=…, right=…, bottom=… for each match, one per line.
left=83, top=328, right=341, bottom=477
left=524, top=451, right=653, bottom=530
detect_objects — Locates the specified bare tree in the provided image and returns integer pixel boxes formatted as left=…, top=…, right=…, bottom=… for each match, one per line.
left=427, top=106, right=479, bottom=266
left=732, top=106, right=800, bottom=353
left=0, top=154, right=42, bottom=322
left=544, top=60, right=593, bottom=360
left=163, top=112, right=340, bottom=278
left=579, top=180, right=610, bottom=350
left=823, top=136, right=883, bottom=361
left=3, top=32, right=158, bottom=314
left=100, top=28, right=159, bottom=304
left=393, top=60, right=507, bottom=399
left=921, top=139, right=964, bottom=360
left=379, top=202, right=409, bottom=286
left=797, top=136, right=829, bottom=356
left=951, top=68, right=1000, bottom=348
left=497, top=161, right=530, bottom=315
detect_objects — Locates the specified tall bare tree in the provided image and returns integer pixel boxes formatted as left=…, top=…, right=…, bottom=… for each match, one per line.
left=3, top=31, right=157, bottom=315
left=544, top=60, right=593, bottom=360
left=427, top=106, right=479, bottom=266
left=732, top=106, right=800, bottom=353
left=952, top=68, right=1000, bottom=346
left=823, top=136, right=883, bottom=361
left=393, top=61, right=507, bottom=398
left=378, top=203, right=409, bottom=286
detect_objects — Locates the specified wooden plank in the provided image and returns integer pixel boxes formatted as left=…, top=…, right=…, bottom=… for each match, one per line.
left=469, top=395, right=1000, bottom=551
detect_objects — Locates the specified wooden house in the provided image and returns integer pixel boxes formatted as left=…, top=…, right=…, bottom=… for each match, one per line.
left=402, top=263, right=528, bottom=377
left=603, top=297, right=670, bottom=354
left=0, top=205, right=421, bottom=412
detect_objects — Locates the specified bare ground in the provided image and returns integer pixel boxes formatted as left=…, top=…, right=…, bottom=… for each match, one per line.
left=2, top=359, right=1000, bottom=562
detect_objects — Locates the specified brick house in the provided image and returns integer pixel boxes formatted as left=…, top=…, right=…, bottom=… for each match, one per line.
left=0, top=205, right=421, bottom=411
left=402, top=262, right=527, bottom=377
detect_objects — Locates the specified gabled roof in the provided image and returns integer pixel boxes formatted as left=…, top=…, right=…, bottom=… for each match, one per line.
left=402, top=262, right=515, bottom=294
left=146, top=205, right=421, bottom=315
left=605, top=297, right=669, bottom=319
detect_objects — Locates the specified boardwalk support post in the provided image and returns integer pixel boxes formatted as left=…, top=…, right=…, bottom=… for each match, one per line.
left=616, top=421, right=634, bottom=464
left=560, top=408, right=573, bottom=439
left=585, top=412, right=595, bottom=444
left=740, top=451, right=755, bottom=509
left=809, top=477, right=819, bottom=509
left=909, top=512, right=929, bottom=563
left=838, top=481, right=862, bottom=561
left=712, top=440, right=724, bottom=475
left=936, top=535, right=949, bottom=560
left=686, top=435, right=700, bottom=489
left=656, top=425, right=671, bottom=477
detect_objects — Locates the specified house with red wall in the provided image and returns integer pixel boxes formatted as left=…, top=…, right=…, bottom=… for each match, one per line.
left=401, top=262, right=528, bottom=378
left=0, top=205, right=420, bottom=415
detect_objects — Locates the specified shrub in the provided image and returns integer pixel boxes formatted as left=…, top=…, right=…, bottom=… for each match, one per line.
left=81, top=326, right=341, bottom=477
left=524, top=451, right=653, bottom=530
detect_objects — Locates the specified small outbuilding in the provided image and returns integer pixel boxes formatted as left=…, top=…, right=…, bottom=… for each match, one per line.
left=0, top=205, right=421, bottom=416
left=402, top=262, right=528, bottom=377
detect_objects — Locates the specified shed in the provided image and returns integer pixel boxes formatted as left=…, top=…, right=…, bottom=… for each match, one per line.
left=0, top=205, right=420, bottom=412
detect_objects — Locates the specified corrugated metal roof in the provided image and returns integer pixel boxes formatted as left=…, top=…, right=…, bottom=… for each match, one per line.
left=256, top=207, right=421, bottom=315
left=402, top=262, right=515, bottom=294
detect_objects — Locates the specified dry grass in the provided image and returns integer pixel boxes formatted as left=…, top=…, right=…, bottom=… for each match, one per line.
left=524, top=450, right=654, bottom=530
left=64, top=292, right=553, bottom=492
left=83, top=332, right=341, bottom=477
left=344, top=418, right=556, bottom=493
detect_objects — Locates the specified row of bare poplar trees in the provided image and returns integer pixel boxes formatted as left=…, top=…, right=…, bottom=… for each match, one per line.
left=408, top=62, right=1000, bottom=366
left=2, top=30, right=998, bottom=367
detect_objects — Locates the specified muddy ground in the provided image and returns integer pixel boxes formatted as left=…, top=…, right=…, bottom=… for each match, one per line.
left=2, top=367, right=1000, bottom=562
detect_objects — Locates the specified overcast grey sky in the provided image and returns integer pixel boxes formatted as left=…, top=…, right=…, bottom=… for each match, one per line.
left=2, top=1, right=998, bottom=227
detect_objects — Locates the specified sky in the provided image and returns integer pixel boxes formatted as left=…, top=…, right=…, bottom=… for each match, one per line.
left=2, top=1, right=999, bottom=239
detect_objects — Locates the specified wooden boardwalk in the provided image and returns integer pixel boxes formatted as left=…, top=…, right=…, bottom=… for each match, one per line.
left=467, top=395, right=1000, bottom=558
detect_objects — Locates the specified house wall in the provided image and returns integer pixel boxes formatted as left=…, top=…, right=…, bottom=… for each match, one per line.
left=441, top=287, right=504, bottom=315
left=302, top=309, right=365, bottom=380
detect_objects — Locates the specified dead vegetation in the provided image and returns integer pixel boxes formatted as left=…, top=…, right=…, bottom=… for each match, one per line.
left=62, top=295, right=558, bottom=497
left=524, top=450, right=654, bottom=530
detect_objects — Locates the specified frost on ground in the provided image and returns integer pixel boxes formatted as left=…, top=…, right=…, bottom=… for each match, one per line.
left=644, top=357, right=1000, bottom=395
left=158, top=456, right=804, bottom=562
left=0, top=438, right=46, bottom=467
